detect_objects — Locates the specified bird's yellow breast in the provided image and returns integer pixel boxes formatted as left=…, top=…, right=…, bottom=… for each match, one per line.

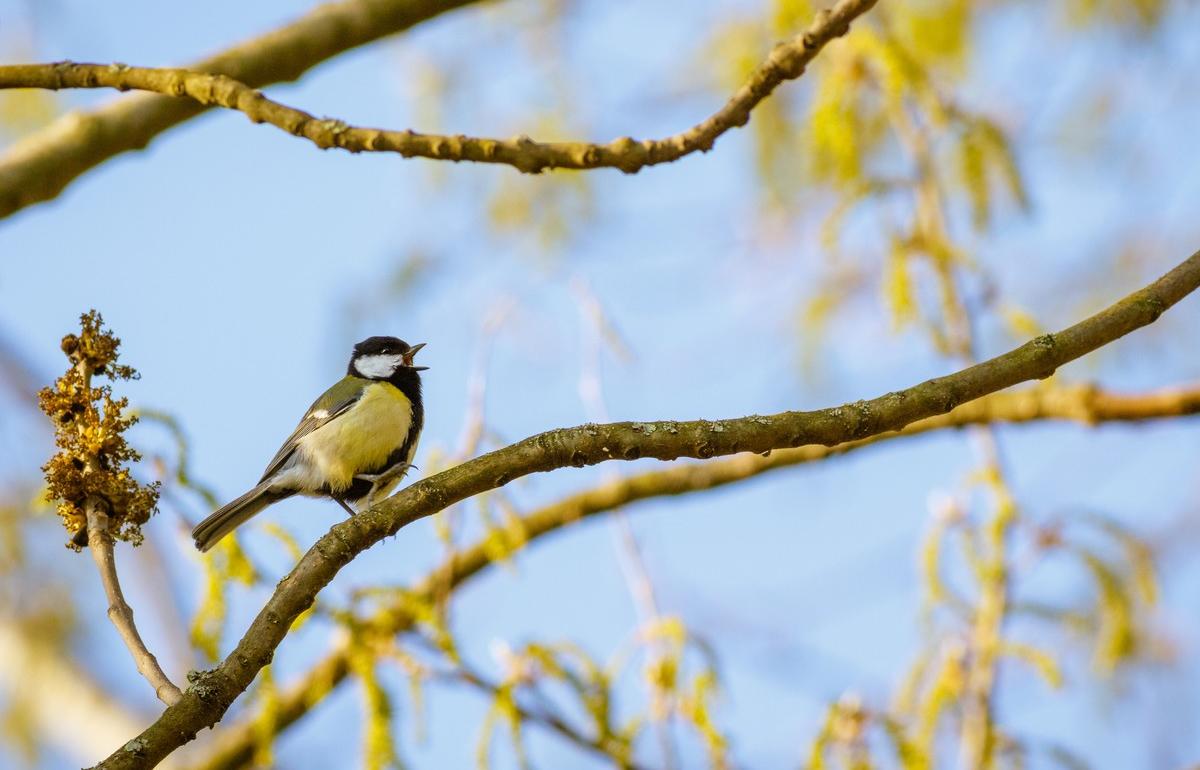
left=296, top=382, right=412, bottom=493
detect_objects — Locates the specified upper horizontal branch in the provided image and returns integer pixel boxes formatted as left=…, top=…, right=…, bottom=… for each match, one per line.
left=0, top=0, right=878, bottom=177
left=0, top=0, right=485, bottom=222
left=95, top=247, right=1200, bottom=770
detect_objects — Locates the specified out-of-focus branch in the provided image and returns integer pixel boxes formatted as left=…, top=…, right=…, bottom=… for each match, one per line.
left=887, top=81, right=1012, bottom=763
left=436, top=660, right=648, bottom=770
left=0, top=326, right=43, bottom=406
left=0, top=622, right=176, bottom=767
left=0, top=0, right=878, bottom=178
left=86, top=503, right=182, bottom=705
left=0, top=0, right=486, bottom=221
left=188, top=378, right=1200, bottom=770
left=95, top=249, right=1200, bottom=770
left=573, top=278, right=679, bottom=769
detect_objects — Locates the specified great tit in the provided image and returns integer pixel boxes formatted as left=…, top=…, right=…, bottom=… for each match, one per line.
left=191, top=336, right=427, bottom=552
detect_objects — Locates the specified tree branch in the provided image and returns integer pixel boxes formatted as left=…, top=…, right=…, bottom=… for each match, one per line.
left=86, top=503, right=184, bottom=706
left=68, top=348, right=182, bottom=707
left=188, top=379, right=1200, bottom=770
left=435, top=661, right=647, bottom=770
left=0, top=0, right=878, bottom=184
left=96, top=248, right=1200, bottom=770
left=0, top=621, right=171, bottom=767
left=0, top=0, right=485, bottom=222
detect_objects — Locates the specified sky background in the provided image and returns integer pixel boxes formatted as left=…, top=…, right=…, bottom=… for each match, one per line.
left=1, top=0, right=1199, bottom=768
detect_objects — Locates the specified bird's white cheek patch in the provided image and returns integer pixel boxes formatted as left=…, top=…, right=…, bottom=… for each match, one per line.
left=354, top=353, right=405, bottom=379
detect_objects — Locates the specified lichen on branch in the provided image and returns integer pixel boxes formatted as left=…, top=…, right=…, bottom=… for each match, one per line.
left=38, top=310, right=159, bottom=548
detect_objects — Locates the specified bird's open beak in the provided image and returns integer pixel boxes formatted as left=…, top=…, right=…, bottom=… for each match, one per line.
left=404, top=342, right=429, bottom=371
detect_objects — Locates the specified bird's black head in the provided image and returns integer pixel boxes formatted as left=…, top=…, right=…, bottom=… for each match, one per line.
left=349, top=336, right=428, bottom=380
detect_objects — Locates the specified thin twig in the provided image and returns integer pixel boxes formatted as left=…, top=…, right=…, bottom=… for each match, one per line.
left=0, top=0, right=879, bottom=175
left=455, top=299, right=515, bottom=459
left=74, top=357, right=182, bottom=707
left=86, top=503, right=183, bottom=706
left=884, top=80, right=1017, bottom=767
left=434, top=660, right=650, bottom=770
left=574, top=277, right=679, bottom=770
left=433, top=299, right=515, bottom=607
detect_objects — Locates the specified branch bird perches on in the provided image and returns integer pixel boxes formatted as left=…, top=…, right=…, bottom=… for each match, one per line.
left=189, top=379, right=1200, bottom=770
left=92, top=247, right=1200, bottom=770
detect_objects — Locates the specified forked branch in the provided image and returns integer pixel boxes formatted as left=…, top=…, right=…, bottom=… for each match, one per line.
left=93, top=248, right=1200, bottom=770
left=187, top=380, right=1200, bottom=770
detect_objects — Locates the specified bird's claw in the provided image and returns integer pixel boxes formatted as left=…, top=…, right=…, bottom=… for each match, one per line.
left=353, top=462, right=415, bottom=485
left=355, top=462, right=415, bottom=510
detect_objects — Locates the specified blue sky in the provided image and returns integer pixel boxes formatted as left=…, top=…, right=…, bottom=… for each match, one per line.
left=1, top=0, right=1199, bottom=768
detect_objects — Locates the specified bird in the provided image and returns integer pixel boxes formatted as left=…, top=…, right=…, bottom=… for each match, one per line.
left=191, top=336, right=427, bottom=552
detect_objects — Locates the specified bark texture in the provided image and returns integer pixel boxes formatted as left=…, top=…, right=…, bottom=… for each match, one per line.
left=94, top=248, right=1200, bottom=769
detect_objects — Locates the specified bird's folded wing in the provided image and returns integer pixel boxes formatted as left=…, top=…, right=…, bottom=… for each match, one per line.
left=258, top=376, right=366, bottom=483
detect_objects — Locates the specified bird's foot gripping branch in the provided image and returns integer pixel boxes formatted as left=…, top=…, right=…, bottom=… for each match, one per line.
left=80, top=248, right=1200, bottom=770
left=39, top=310, right=182, bottom=705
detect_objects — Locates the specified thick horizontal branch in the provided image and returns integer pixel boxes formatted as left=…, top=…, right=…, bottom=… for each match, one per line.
left=97, top=248, right=1200, bottom=770
left=0, top=0, right=484, bottom=222
left=0, top=0, right=878, bottom=182
left=187, top=379, right=1200, bottom=770
left=189, top=379, right=1200, bottom=767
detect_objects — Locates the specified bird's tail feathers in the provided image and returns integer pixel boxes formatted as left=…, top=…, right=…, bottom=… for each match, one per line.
left=192, top=483, right=289, bottom=552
